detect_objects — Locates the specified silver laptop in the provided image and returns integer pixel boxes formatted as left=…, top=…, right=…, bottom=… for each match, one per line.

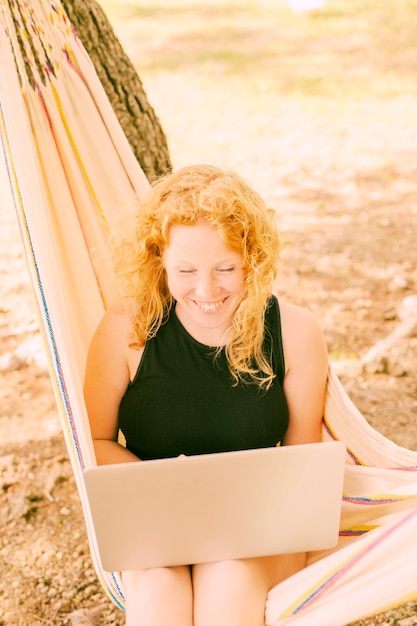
left=83, top=441, right=345, bottom=571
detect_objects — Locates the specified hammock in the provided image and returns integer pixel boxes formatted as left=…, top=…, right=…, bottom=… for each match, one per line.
left=1, top=2, right=417, bottom=624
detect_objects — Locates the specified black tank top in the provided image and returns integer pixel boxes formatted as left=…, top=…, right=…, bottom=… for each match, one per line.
left=118, top=296, right=289, bottom=460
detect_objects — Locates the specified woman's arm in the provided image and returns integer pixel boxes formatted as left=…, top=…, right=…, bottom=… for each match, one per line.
left=83, top=303, right=142, bottom=465
left=279, top=300, right=328, bottom=446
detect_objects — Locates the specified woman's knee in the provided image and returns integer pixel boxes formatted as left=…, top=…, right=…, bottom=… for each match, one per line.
left=192, top=559, right=269, bottom=625
left=192, top=555, right=306, bottom=625
left=124, top=565, right=191, bottom=594
left=122, top=565, right=193, bottom=619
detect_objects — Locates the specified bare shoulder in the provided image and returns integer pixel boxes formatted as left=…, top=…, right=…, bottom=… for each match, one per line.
left=277, top=298, right=328, bottom=372
left=94, top=298, right=135, bottom=340
left=278, top=299, right=324, bottom=337
left=86, top=298, right=142, bottom=387
left=87, top=299, right=137, bottom=372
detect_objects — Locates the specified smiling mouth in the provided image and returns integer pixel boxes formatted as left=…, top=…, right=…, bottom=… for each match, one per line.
left=193, top=298, right=227, bottom=312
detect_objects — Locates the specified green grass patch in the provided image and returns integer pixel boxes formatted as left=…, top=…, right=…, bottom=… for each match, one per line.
left=100, top=0, right=417, bottom=100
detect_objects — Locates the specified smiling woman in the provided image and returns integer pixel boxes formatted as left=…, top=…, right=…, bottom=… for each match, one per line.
left=83, top=163, right=329, bottom=625
left=114, top=164, right=285, bottom=387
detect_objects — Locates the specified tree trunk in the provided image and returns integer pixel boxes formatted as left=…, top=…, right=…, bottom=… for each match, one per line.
left=61, top=0, right=171, bottom=182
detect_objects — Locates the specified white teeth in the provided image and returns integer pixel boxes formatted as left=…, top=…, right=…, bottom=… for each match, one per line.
left=194, top=299, right=225, bottom=311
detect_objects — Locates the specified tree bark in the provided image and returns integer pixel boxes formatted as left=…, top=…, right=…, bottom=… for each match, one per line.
left=61, top=0, right=171, bottom=182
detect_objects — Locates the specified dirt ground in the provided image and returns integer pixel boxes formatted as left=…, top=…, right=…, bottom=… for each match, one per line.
left=1, top=1, right=417, bottom=624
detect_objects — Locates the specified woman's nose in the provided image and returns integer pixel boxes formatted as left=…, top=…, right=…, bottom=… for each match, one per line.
left=195, top=273, right=219, bottom=299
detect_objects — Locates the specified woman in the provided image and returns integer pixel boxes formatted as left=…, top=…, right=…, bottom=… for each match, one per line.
left=83, top=164, right=329, bottom=626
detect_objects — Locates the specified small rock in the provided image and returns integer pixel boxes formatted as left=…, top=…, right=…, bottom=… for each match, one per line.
left=0, top=335, right=49, bottom=373
left=0, top=454, right=15, bottom=467
left=0, top=352, right=24, bottom=372
left=60, top=506, right=71, bottom=516
left=67, top=607, right=102, bottom=626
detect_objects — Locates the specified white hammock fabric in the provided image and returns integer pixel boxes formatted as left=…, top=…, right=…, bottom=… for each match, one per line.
left=1, top=1, right=417, bottom=624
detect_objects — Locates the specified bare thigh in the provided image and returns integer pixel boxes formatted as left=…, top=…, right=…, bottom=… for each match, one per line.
left=122, top=566, right=193, bottom=626
left=192, top=552, right=306, bottom=626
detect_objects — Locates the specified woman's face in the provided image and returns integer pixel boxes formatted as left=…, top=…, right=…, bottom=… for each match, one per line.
left=163, top=222, right=246, bottom=345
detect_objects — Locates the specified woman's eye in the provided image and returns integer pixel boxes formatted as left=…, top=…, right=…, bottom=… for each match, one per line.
left=178, top=268, right=195, bottom=274
left=217, top=267, right=235, bottom=273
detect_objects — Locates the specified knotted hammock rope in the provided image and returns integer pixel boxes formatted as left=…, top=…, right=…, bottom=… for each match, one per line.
left=1, top=2, right=416, bottom=624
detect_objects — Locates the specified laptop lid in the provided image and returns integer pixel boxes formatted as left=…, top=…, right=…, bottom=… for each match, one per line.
left=83, top=441, right=345, bottom=571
